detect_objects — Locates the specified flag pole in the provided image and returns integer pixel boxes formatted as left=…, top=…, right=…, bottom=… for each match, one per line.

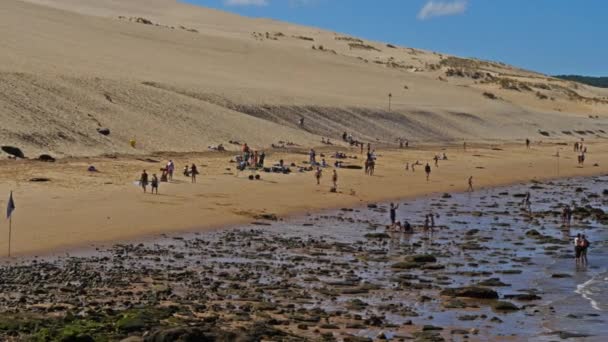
left=8, top=215, right=11, bottom=258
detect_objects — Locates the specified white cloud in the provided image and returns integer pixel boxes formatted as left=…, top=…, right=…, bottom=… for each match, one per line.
left=224, top=0, right=269, bottom=6
left=418, top=0, right=468, bottom=20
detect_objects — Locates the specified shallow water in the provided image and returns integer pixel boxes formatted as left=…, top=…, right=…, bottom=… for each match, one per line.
left=2, top=175, right=608, bottom=340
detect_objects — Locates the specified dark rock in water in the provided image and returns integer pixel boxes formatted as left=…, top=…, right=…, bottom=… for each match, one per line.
left=365, top=233, right=390, bottom=239
left=440, top=286, right=499, bottom=299
left=525, top=229, right=542, bottom=237
left=553, top=331, right=591, bottom=339
left=503, top=294, right=541, bottom=301
left=97, top=128, right=111, bottom=136
left=406, top=254, right=437, bottom=263
left=492, top=301, right=520, bottom=311
left=465, top=229, right=480, bottom=236
left=1, top=146, right=25, bottom=158
left=367, top=204, right=378, bottom=209
left=551, top=273, right=572, bottom=278
left=442, top=193, right=452, bottom=198
left=38, top=154, right=56, bottom=162
left=477, top=278, right=510, bottom=287
left=422, top=325, right=444, bottom=331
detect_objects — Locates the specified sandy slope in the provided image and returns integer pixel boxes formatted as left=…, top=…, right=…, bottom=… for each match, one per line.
left=1, top=0, right=607, bottom=158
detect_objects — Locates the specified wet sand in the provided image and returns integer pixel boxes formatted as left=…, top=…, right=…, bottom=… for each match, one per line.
left=1, top=141, right=608, bottom=257
left=1, top=175, right=606, bottom=341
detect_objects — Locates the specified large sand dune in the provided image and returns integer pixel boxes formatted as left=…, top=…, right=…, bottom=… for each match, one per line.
left=2, top=0, right=608, bottom=157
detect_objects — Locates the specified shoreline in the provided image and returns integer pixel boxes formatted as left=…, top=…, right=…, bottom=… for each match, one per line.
left=1, top=172, right=606, bottom=340
left=1, top=141, right=607, bottom=258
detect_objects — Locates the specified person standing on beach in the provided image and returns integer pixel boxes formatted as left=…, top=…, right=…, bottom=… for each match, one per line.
left=332, top=169, right=338, bottom=190
left=434, top=155, right=439, bottom=167
left=167, top=160, right=175, bottom=181
left=315, top=167, right=322, bottom=185
left=425, top=163, right=431, bottom=181
left=140, top=170, right=149, bottom=193
left=389, top=203, right=399, bottom=225
left=522, top=192, right=532, bottom=213
left=574, top=233, right=582, bottom=264
left=468, top=176, right=474, bottom=192
left=190, top=164, right=198, bottom=183
left=581, top=235, right=590, bottom=265
left=526, top=138, right=531, bottom=149
left=151, top=174, right=159, bottom=194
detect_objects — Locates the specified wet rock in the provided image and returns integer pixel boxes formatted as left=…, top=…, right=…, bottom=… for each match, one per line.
left=503, top=294, right=541, bottom=301
left=406, top=255, right=437, bottom=263
left=492, top=301, right=520, bottom=312
left=440, top=286, right=499, bottom=299
left=477, top=278, right=510, bottom=287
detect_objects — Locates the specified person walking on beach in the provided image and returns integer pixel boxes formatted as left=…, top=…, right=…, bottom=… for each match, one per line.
left=315, top=167, right=322, bottom=185
left=332, top=170, right=338, bottom=190
left=190, top=164, right=198, bottom=183
left=389, top=203, right=399, bottom=225
left=434, top=155, right=439, bottom=167
left=425, top=163, right=431, bottom=181
left=468, top=176, right=474, bottom=192
left=151, top=174, right=159, bottom=194
left=526, top=138, right=531, bottom=149
left=140, top=170, right=149, bottom=193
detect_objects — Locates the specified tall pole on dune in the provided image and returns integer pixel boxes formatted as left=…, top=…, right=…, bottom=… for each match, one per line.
left=388, top=93, right=392, bottom=112
left=8, top=214, right=11, bottom=258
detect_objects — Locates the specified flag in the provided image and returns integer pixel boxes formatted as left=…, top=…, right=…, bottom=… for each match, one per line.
left=7, top=192, right=15, bottom=220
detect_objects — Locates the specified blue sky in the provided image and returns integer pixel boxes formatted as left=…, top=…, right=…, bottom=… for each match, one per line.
left=184, top=0, right=606, bottom=76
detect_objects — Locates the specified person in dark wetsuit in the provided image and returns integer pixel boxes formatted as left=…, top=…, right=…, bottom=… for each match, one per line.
left=389, top=203, right=399, bottom=225
left=140, top=170, right=149, bottom=193
left=425, top=163, right=431, bottom=181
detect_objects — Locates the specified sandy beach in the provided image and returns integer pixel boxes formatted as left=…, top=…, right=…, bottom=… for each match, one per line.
left=1, top=141, right=607, bottom=257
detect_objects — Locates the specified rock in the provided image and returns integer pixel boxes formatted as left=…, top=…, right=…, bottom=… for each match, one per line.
left=477, top=278, right=510, bottom=287
left=442, top=193, right=452, bottom=198
left=492, top=301, right=520, bottom=311
left=38, top=154, right=56, bottom=162
left=503, top=294, right=541, bottom=301
left=440, top=286, right=499, bottom=299
left=344, top=337, right=372, bottom=342
left=97, top=128, right=111, bottom=136
left=554, top=331, right=591, bottom=339
left=29, top=178, right=51, bottom=182
left=1, top=146, right=25, bottom=159
left=120, top=337, right=144, bottom=342
left=406, top=255, right=437, bottom=263
left=422, top=325, right=444, bottom=331
left=525, top=229, right=542, bottom=237
left=144, top=327, right=214, bottom=342
left=365, top=233, right=390, bottom=239
left=551, top=273, right=572, bottom=278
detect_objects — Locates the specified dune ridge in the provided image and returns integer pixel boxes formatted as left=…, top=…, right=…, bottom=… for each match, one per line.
left=2, top=0, right=608, bottom=157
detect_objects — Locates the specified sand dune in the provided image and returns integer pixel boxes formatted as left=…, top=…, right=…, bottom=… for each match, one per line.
left=1, top=0, right=607, bottom=157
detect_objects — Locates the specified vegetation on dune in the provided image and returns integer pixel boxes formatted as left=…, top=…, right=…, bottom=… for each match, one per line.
left=554, top=75, right=608, bottom=88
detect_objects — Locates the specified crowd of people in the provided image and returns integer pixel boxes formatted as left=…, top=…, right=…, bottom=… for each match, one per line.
left=135, top=135, right=594, bottom=265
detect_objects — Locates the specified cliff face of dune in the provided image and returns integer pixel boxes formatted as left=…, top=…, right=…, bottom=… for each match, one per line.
left=1, top=0, right=607, bottom=157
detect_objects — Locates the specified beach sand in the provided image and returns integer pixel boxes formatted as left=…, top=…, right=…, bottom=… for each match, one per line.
left=1, top=141, right=607, bottom=257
